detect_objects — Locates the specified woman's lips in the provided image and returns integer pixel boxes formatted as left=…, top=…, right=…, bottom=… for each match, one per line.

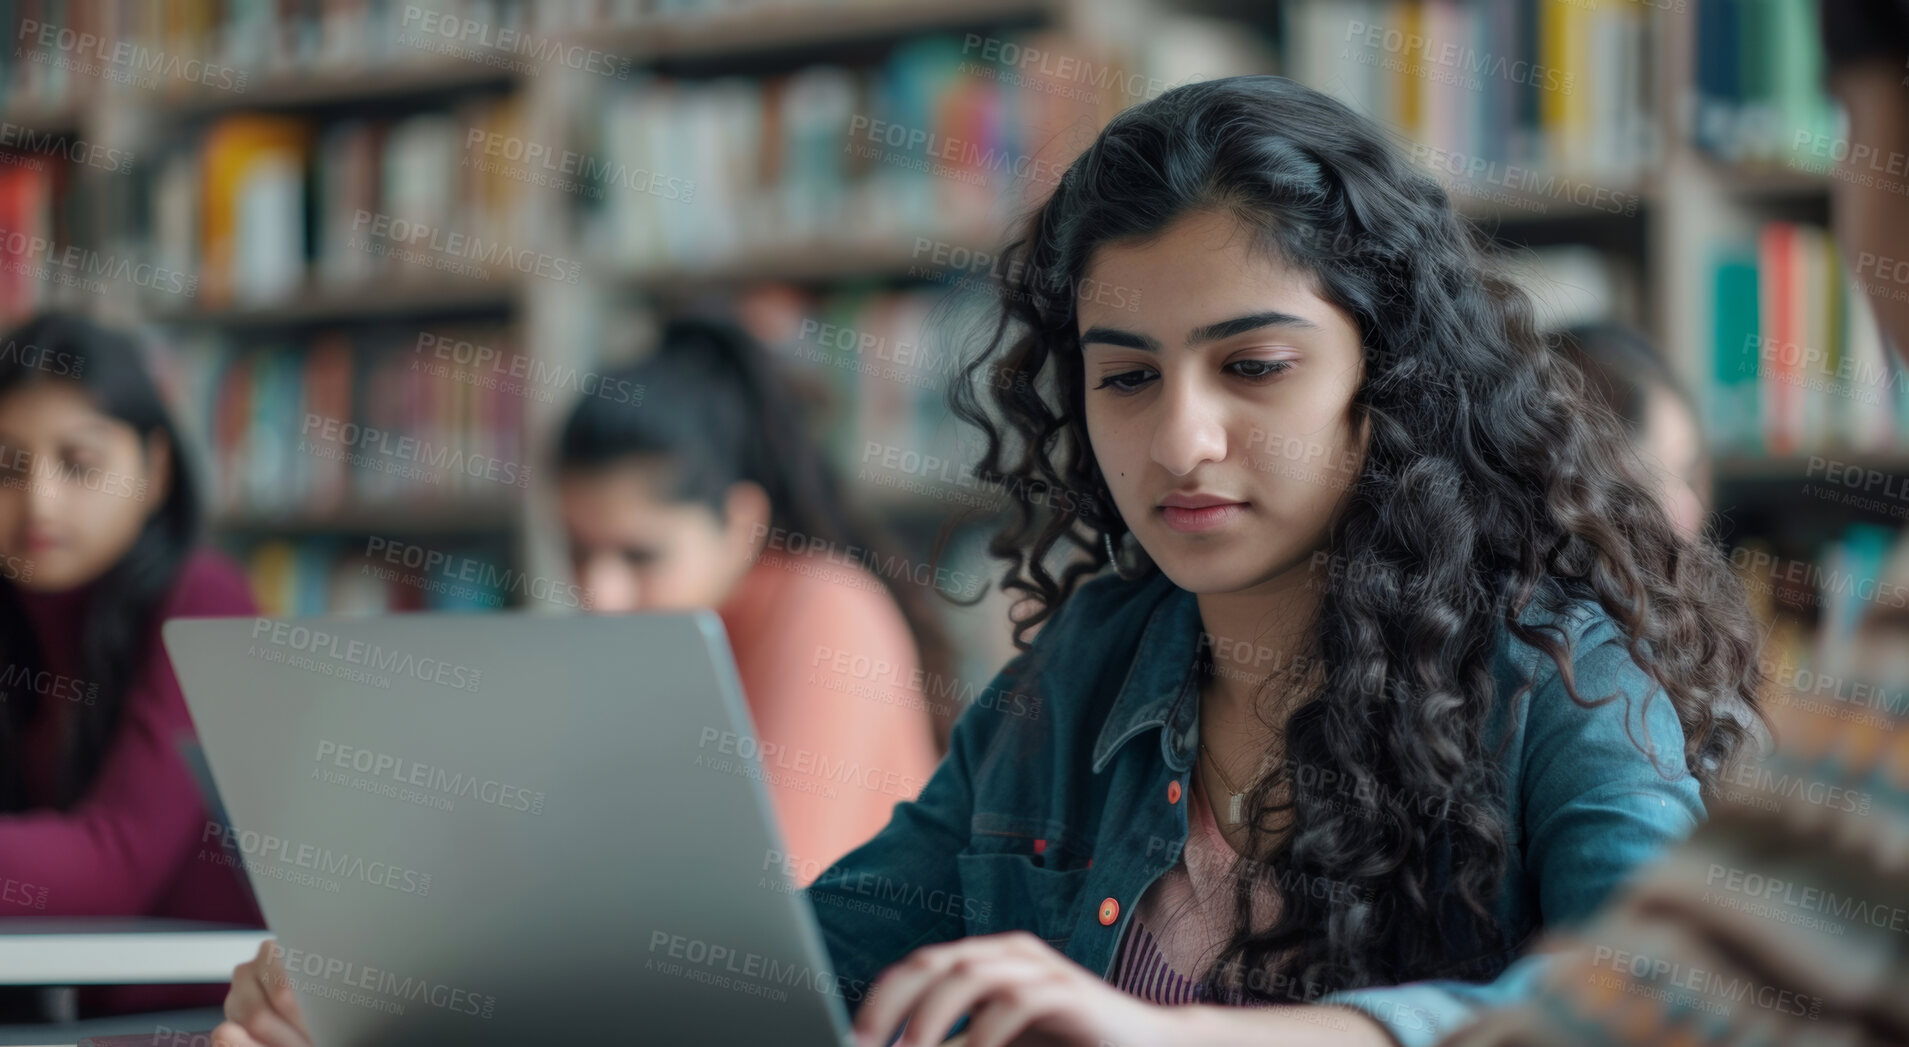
left=1158, top=502, right=1247, bottom=533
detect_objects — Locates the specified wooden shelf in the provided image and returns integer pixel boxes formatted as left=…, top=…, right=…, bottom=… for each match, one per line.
left=1456, top=181, right=1656, bottom=225
left=212, top=501, right=519, bottom=537
left=615, top=235, right=1003, bottom=290
left=123, top=0, right=1056, bottom=118
left=149, top=57, right=515, bottom=117
left=584, top=0, right=1057, bottom=63
left=149, top=275, right=519, bottom=328
left=1716, top=452, right=1909, bottom=482
left=1409, top=162, right=1659, bottom=226
left=1695, top=157, right=1832, bottom=198
left=0, top=99, right=81, bottom=137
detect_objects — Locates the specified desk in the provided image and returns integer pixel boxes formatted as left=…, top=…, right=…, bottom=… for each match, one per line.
left=4, top=1041, right=969, bottom=1046
left=0, top=921, right=267, bottom=985
left=7, top=1032, right=969, bottom=1045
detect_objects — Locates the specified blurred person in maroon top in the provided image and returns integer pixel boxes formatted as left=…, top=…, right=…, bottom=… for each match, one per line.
left=0, top=312, right=261, bottom=1018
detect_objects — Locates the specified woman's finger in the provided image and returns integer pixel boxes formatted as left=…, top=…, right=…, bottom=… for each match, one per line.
left=854, top=935, right=1027, bottom=1046
left=856, top=933, right=1062, bottom=1047
left=254, top=943, right=309, bottom=1030
left=854, top=942, right=961, bottom=1044
left=958, top=975, right=1077, bottom=1047
left=894, top=956, right=1050, bottom=1047
left=207, top=1020, right=264, bottom=1047
left=217, top=981, right=312, bottom=1047
left=222, top=942, right=313, bottom=1047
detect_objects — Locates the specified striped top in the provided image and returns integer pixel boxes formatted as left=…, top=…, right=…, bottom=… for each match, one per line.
left=1109, top=772, right=1282, bottom=1005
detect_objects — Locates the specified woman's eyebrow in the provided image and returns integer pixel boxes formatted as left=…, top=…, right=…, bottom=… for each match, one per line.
left=46, top=425, right=114, bottom=448
left=1080, top=310, right=1319, bottom=353
left=1188, top=310, right=1320, bottom=343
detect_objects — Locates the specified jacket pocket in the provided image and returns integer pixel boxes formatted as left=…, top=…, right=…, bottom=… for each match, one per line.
left=953, top=851, right=1092, bottom=948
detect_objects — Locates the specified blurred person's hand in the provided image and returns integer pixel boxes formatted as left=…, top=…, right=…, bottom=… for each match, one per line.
left=211, top=939, right=312, bottom=1047
left=1438, top=696, right=1909, bottom=1047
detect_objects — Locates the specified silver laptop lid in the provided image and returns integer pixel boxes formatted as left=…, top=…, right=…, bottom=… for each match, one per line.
left=164, top=611, right=854, bottom=1047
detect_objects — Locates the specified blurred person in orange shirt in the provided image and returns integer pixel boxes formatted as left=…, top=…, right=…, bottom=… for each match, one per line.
left=553, top=315, right=946, bottom=885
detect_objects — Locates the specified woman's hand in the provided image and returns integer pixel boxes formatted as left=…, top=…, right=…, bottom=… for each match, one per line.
left=851, top=930, right=1181, bottom=1047
left=209, top=939, right=313, bottom=1047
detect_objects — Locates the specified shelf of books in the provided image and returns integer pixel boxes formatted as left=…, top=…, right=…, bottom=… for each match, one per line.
left=6, top=0, right=1902, bottom=695
left=1282, top=0, right=1909, bottom=700
left=0, top=0, right=1232, bottom=674
left=122, top=71, right=539, bottom=615
left=1284, top=0, right=1662, bottom=194
left=552, top=2, right=1243, bottom=679
left=1661, top=0, right=1909, bottom=679
left=1673, top=0, right=1905, bottom=698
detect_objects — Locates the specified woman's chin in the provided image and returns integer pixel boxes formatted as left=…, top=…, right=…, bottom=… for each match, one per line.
left=1146, top=542, right=1323, bottom=598
left=1149, top=557, right=1253, bottom=596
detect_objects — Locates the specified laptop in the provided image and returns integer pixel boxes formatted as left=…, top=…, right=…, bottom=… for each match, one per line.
left=163, top=611, right=856, bottom=1047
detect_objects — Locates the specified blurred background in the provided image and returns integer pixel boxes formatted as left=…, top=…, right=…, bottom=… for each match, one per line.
left=1, top=0, right=1903, bottom=713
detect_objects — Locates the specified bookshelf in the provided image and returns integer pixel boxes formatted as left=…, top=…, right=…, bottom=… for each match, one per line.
left=1277, top=0, right=1909, bottom=675
left=147, top=274, right=522, bottom=327
left=3, top=0, right=1900, bottom=690
left=1646, top=0, right=1909, bottom=654
left=0, top=0, right=1186, bottom=683
left=1202, top=0, right=1909, bottom=677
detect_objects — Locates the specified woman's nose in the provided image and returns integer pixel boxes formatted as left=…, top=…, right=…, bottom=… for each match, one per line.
left=1150, top=378, right=1228, bottom=475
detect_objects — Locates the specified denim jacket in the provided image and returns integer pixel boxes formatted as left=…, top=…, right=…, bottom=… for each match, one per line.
left=805, top=568, right=1703, bottom=1047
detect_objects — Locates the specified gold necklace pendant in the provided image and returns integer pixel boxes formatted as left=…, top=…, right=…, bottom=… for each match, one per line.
left=1199, top=742, right=1249, bottom=825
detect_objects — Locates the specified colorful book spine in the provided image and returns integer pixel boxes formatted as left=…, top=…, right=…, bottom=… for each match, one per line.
left=1710, top=224, right=1909, bottom=456
left=584, top=29, right=1104, bottom=273
left=167, top=322, right=529, bottom=517
left=243, top=536, right=518, bottom=616
left=1284, top=0, right=1658, bottom=186
left=1689, top=0, right=1839, bottom=166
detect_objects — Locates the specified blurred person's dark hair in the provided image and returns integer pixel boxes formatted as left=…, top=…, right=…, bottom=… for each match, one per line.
left=0, top=312, right=201, bottom=809
left=1552, top=322, right=1712, bottom=540
left=1551, top=323, right=1695, bottom=438
left=1821, top=0, right=1909, bottom=74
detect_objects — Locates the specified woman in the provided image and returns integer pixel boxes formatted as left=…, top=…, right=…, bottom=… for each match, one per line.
left=555, top=315, right=946, bottom=883
left=215, top=76, right=1763, bottom=1047
left=1552, top=323, right=1710, bottom=543
left=0, top=312, right=262, bottom=1016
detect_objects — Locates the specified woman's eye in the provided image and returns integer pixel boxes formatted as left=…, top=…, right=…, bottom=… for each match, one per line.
left=1094, top=369, right=1155, bottom=393
left=1230, top=359, right=1292, bottom=380
left=621, top=547, right=659, bottom=567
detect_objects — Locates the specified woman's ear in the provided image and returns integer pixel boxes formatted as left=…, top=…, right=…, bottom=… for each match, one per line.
left=142, top=428, right=172, bottom=511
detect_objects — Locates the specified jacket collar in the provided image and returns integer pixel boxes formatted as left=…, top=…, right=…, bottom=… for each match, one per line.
left=1090, top=577, right=1204, bottom=775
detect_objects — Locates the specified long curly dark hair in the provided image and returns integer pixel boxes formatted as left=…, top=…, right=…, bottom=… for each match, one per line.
left=946, top=75, right=1765, bottom=1002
